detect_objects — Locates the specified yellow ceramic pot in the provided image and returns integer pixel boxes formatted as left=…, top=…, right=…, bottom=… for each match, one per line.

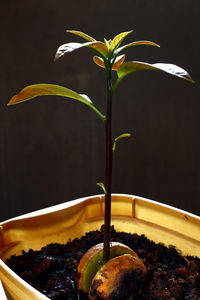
left=0, top=194, right=200, bottom=299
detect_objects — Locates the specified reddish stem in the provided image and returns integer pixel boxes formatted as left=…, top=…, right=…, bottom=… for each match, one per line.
left=103, top=72, right=113, bottom=263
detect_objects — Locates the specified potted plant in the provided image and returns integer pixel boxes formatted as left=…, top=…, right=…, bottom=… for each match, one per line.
left=0, top=30, right=199, bottom=299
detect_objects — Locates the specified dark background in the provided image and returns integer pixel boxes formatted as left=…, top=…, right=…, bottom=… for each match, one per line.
left=1, top=0, right=200, bottom=221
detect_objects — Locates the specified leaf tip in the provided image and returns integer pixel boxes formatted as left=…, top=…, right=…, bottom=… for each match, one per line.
left=54, top=54, right=58, bottom=62
left=7, top=95, right=18, bottom=106
left=186, top=75, right=195, bottom=83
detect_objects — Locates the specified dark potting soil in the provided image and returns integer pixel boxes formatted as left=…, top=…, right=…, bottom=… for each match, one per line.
left=6, top=226, right=200, bottom=300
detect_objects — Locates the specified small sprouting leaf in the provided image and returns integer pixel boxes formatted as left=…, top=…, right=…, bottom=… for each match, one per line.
left=8, top=84, right=105, bottom=121
left=111, top=55, right=125, bottom=70
left=112, top=61, right=194, bottom=92
left=114, top=40, right=160, bottom=55
left=109, top=31, right=133, bottom=52
left=93, top=56, right=105, bottom=68
left=55, top=41, right=109, bottom=61
left=97, top=182, right=107, bottom=195
left=67, top=30, right=96, bottom=42
left=113, top=133, right=131, bottom=152
left=93, top=55, right=125, bottom=71
left=104, top=38, right=110, bottom=48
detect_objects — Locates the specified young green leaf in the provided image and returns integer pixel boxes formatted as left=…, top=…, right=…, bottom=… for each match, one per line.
left=113, top=133, right=131, bottom=152
left=104, top=38, right=111, bottom=48
left=112, top=61, right=194, bottom=91
left=114, top=40, right=160, bottom=56
left=67, top=30, right=96, bottom=42
left=109, top=31, right=133, bottom=52
left=55, top=41, right=109, bottom=61
left=8, top=84, right=105, bottom=121
left=97, top=182, right=107, bottom=195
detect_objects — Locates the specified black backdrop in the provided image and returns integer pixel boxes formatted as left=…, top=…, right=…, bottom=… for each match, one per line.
left=1, top=0, right=200, bottom=221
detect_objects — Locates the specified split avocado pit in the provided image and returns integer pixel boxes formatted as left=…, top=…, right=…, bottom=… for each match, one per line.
left=77, top=242, right=146, bottom=299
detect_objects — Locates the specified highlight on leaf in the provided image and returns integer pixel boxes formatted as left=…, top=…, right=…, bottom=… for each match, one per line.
left=113, top=133, right=131, bottom=152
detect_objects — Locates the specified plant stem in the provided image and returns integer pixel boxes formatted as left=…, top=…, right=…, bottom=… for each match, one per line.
left=103, top=68, right=113, bottom=264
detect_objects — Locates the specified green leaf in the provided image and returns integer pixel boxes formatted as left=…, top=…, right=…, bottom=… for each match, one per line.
left=8, top=84, right=105, bottom=121
left=114, top=40, right=160, bottom=56
left=113, top=133, right=131, bottom=152
left=97, top=182, right=107, bottom=195
left=55, top=41, right=109, bottom=61
left=67, top=30, right=96, bottom=42
left=112, top=61, right=194, bottom=91
left=109, top=31, right=133, bottom=52
left=104, top=38, right=110, bottom=48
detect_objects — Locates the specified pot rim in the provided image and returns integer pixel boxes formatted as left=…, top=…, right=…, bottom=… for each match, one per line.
left=1, top=193, right=199, bottom=225
left=0, top=194, right=199, bottom=300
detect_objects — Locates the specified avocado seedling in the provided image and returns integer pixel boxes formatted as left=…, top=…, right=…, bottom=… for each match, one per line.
left=8, top=30, right=193, bottom=299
